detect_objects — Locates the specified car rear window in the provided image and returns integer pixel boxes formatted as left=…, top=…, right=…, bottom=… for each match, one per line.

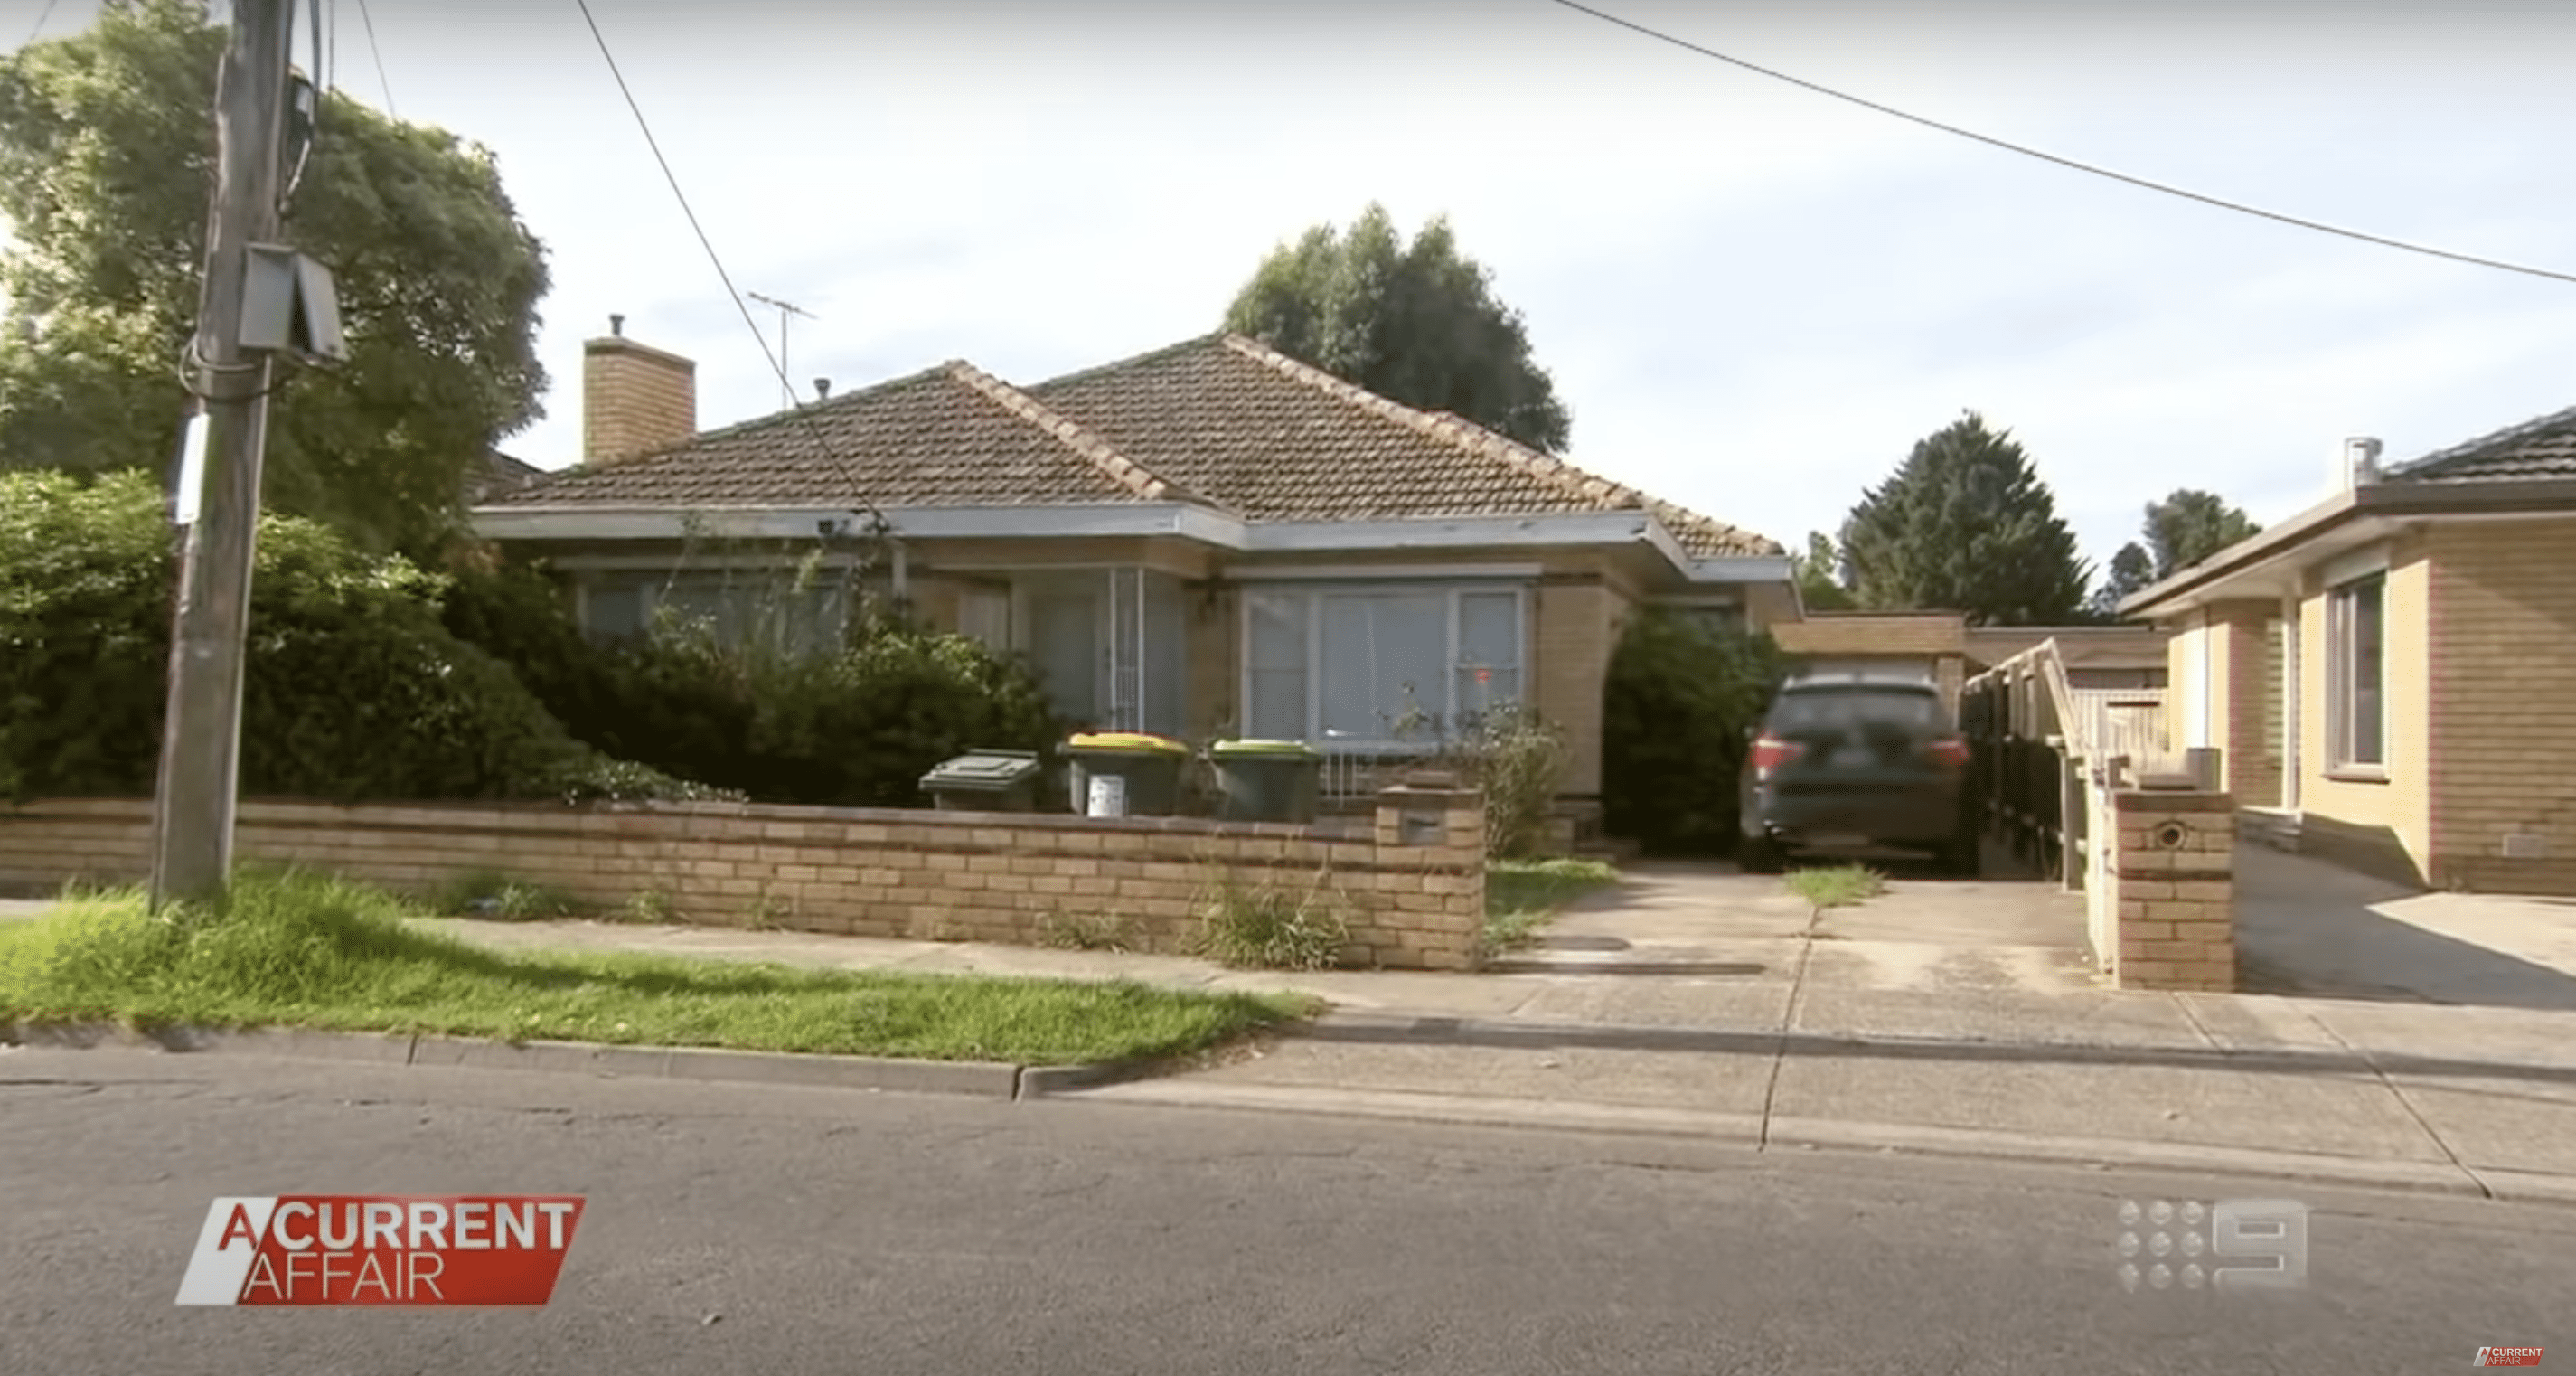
left=1769, top=689, right=1944, bottom=732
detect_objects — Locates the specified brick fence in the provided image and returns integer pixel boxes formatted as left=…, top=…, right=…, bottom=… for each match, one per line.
left=0, top=783, right=1488, bottom=971
left=2101, top=789, right=2236, bottom=993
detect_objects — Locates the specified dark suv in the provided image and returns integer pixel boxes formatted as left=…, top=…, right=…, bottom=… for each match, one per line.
left=1737, top=673, right=1978, bottom=876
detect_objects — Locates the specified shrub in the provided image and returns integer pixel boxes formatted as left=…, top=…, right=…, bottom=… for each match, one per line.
left=1391, top=693, right=1569, bottom=859
left=0, top=469, right=719, bottom=804
left=440, top=549, right=1064, bottom=810
left=1600, top=608, right=1787, bottom=857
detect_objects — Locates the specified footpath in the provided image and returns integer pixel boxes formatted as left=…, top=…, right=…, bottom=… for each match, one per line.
left=10, top=888, right=2576, bottom=1204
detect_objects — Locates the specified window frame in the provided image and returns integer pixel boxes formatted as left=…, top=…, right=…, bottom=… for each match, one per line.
left=2325, top=571, right=2388, bottom=778
left=1236, top=581, right=1529, bottom=750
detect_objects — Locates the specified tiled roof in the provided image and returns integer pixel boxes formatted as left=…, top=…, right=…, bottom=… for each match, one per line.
left=466, top=449, right=548, bottom=504
left=486, top=332, right=1781, bottom=558
left=1031, top=335, right=1781, bottom=557
left=2381, top=403, right=2576, bottom=485
left=488, top=363, right=1189, bottom=509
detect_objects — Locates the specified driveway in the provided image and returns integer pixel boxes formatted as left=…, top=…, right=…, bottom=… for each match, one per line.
left=2233, top=844, right=2576, bottom=1010
left=1495, top=845, right=2100, bottom=1001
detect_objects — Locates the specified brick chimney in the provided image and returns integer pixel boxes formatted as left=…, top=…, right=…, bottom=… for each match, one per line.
left=582, top=314, right=697, bottom=467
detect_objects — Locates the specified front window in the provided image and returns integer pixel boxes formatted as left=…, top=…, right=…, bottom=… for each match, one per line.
left=2327, top=574, right=2385, bottom=770
left=1242, top=585, right=1526, bottom=747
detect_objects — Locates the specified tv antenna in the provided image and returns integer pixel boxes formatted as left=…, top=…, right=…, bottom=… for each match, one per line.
left=747, top=291, right=817, bottom=410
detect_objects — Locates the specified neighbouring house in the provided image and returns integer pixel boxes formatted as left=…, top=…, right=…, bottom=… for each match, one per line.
left=468, top=321, right=1797, bottom=836
left=2121, top=413, right=2576, bottom=896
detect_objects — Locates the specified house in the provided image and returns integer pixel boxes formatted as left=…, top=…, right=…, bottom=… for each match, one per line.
left=469, top=320, right=1797, bottom=832
left=2120, top=413, right=2576, bottom=896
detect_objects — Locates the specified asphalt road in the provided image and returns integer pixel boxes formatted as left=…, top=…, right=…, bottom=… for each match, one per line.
left=4, top=1047, right=2570, bottom=1375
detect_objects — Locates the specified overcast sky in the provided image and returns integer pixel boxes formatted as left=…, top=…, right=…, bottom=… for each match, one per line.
left=14, top=0, right=2576, bottom=571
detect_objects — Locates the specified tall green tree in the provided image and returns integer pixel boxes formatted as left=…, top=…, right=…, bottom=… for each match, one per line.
left=1839, top=411, right=2092, bottom=626
left=0, top=0, right=550, bottom=556
left=2095, top=488, right=2264, bottom=611
left=1791, top=531, right=1857, bottom=611
left=1225, top=203, right=1572, bottom=452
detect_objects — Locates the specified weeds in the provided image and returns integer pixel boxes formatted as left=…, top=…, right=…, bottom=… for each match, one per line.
left=1783, top=863, right=1885, bottom=912
left=428, top=870, right=587, bottom=921
left=1037, top=907, right=1136, bottom=953
left=1191, top=871, right=1351, bottom=971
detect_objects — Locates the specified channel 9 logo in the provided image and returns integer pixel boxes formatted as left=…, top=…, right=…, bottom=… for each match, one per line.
left=2114, top=1198, right=2308, bottom=1294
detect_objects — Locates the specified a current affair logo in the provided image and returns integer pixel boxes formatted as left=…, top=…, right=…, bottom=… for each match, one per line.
left=175, top=1196, right=586, bottom=1306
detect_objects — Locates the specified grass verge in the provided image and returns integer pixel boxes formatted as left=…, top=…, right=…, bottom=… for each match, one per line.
left=1481, top=858, right=1620, bottom=954
left=0, top=870, right=1310, bottom=1066
left=1782, top=863, right=1886, bottom=911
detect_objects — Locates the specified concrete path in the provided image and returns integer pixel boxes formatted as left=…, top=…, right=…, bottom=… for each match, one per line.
left=2234, top=845, right=2576, bottom=1009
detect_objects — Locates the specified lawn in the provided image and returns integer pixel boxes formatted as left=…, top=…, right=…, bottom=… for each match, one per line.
left=1481, top=858, right=1621, bottom=954
left=0, top=871, right=1310, bottom=1066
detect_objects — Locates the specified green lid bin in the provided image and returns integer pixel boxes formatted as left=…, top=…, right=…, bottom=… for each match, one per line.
left=1063, top=732, right=1189, bottom=818
left=1209, top=739, right=1322, bottom=825
left=920, top=749, right=1042, bottom=813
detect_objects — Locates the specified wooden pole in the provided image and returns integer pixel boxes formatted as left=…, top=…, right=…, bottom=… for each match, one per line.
left=149, top=0, right=296, bottom=908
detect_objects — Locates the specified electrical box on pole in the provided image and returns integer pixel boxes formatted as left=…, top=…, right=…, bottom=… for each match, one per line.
left=239, top=244, right=346, bottom=362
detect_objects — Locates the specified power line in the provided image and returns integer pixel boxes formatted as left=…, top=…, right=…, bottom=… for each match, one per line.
left=1544, top=0, right=2576, bottom=287
left=353, top=0, right=393, bottom=117
left=20, top=0, right=60, bottom=50
left=569, top=0, right=890, bottom=537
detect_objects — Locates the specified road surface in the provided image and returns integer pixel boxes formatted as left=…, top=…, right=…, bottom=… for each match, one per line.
left=3, top=1046, right=2568, bottom=1374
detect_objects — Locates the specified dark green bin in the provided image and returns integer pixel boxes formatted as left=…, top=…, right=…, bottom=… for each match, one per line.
left=1209, top=740, right=1322, bottom=825
left=920, top=749, right=1042, bottom=813
left=1064, top=732, right=1189, bottom=818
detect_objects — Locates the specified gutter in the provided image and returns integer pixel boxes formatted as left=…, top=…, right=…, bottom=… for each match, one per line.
left=470, top=504, right=1797, bottom=587
left=2117, top=478, right=2576, bottom=617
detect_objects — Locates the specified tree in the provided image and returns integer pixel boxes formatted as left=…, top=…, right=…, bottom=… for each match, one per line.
left=1791, top=531, right=1857, bottom=611
left=1839, top=410, right=2092, bottom=626
left=2094, top=488, right=2263, bottom=613
left=1224, top=203, right=1571, bottom=452
left=0, top=0, right=550, bottom=556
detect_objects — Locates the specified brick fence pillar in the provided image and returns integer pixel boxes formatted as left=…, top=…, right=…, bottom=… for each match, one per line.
left=2107, top=789, right=2236, bottom=992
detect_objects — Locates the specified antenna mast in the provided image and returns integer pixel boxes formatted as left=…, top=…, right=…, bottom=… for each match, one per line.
left=747, top=291, right=817, bottom=410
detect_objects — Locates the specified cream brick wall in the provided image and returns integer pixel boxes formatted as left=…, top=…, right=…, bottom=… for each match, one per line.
left=2426, top=518, right=2576, bottom=895
left=2177, top=601, right=2281, bottom=805
left=0, top=790, right=1490, bottom=971
left=2103, top=790, right=2236, bottom=992
left=2295, top=540, right=2434, bottom=885
left=582, top=336, right=696, bottom=467
left=1533, top=576, right=1614, bottom=796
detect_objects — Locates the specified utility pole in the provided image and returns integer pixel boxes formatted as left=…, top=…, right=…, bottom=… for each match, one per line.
left=148, top=0, right=298, bottom=908
left=747, top=291, right=815, bottom=410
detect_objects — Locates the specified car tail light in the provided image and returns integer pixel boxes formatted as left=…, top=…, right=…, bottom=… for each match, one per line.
left=1752, top=735, right=1805, bottom=776
left=1924, top=736, right=1970, bottom=768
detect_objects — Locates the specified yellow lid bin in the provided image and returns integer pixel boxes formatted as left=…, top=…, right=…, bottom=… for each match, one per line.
left=1066, top=732, right=1189, bottom=755
left=1062, top=732, right=1189, bottom=816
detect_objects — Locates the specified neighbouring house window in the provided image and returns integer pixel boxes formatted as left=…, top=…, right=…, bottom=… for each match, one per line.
left=2327, top=573, right=2386, bottom=770
left=1242, top=585, right=1527, bottom=747
left=578, top=570, right=851, bottom=655
left=582, top=580, right=649, bottom=645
